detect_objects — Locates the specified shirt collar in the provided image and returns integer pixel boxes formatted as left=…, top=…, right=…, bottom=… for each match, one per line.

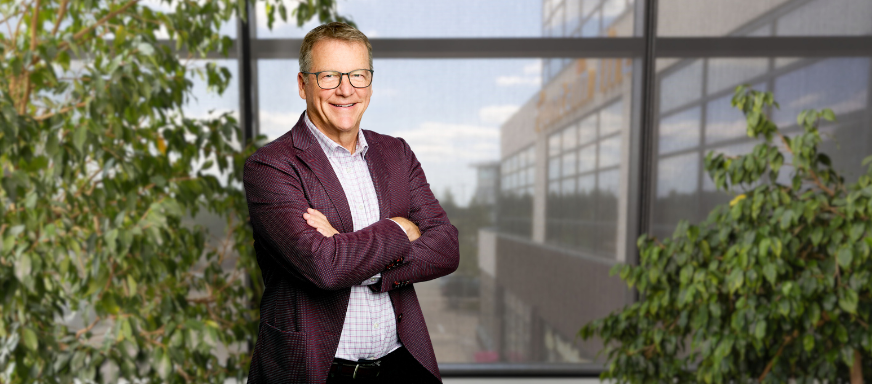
left=304, top=112, right=368, bottom=158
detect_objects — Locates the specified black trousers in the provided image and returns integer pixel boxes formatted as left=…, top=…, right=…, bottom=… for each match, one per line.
left=326, top=346, right=439, bottom=384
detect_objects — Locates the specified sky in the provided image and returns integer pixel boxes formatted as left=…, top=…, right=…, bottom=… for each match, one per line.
left=249, top=0, right=544, bottom=206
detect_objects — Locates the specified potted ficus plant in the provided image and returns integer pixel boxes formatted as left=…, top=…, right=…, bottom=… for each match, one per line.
left=580, top=85, right=872, bottom=383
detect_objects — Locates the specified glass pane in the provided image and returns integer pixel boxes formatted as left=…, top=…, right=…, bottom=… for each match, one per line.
left=658, top=108, right=701, bottom=154
left=599, top=136, right=622, bottom=167
left=562, top=151, right=578, bottom=176
left=707, top=58, right=769, bottom=95
left=652, top=153, right=699, bottom=238
left=652, top=55, right=872, bottom=241
left=659, top=60, right=703, bottom=113
left=771, top=58, right=869, bottom=128
left=578, top=114, right=598, bottom=145
left=776, top=0, right=872, bottom=36
left=705, top=94, right=747, bottom=144
left=578, top=144, right=597, bottom=173
left=658, top=0, right=872, bottom=37
left=549, top=132, right=561, bottom=156
left=562, top=125, right=578, bottom=150
left=259, top=55, right=638, bottom=364
left=256, top=0, right=635, bottom=38
left=600, top=99, right=624, bottom=135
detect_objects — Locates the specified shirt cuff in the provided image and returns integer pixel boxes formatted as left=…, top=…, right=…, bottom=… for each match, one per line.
left=388, top=219, right=407, bottom=234
left=359, top=273, right=381, bottom=286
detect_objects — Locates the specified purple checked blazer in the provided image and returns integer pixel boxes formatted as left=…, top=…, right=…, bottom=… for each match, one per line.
left=243, top=113, right=460, bottom=384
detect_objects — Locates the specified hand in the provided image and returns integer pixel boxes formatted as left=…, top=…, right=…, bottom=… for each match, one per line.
left=391, top=217, right=421, bottom=242
left=303, top=208, right=339, bottom=237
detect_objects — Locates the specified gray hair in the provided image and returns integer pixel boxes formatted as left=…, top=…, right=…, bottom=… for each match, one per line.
left=299, top=22, right=373, bottom=81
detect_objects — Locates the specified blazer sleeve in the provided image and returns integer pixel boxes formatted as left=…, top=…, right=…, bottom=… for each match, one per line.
left=244, top=152, right=412, bottom=291
left=370, top=138, right=460, bottom=293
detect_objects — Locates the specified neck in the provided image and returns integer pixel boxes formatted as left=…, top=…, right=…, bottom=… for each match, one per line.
left=307, top=112, right=359, bottom=154
left=327, top=129, right=358, bottom=154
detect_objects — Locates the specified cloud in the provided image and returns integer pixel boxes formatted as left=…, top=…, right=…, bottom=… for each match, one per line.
left=787, top=92, right=824, bottom=110
left=495, top=60, right=543, bottom=87
left=479, top=105, right=520, bottom=125
left=496, top=75, right=541, bottom=87
left=602, top=0, right=628, bottom=18
left=259, top=110, right=302, bottom=141
left=393, top=122, right=499, bottom=163
left=523, top=61, right=542, bottom=75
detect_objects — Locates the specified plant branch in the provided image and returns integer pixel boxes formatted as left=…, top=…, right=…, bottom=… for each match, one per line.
left=11, top=1, right=31, bottom=49
left=778, top=132, right=835, bottom=198
left=175, top=367, right=193, bottom=382
left=57, top=0, right=140, bottom=52
left=75, top=317, right=101, bottom=339
left=33, top=100, right=88, bottom=121
left=0, top=8, right=23, bottom=27
left=50, top=0, right=68, bottom=36
left=17, top=0, right=41, bottom=115
left=758, top=329, right=799, bottom=382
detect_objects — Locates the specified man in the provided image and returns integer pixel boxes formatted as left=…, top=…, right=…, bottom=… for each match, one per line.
left=243, top=22, right=459, bottom=384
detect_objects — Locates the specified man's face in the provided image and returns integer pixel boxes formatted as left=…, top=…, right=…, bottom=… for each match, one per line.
left=298, top=39, right=372, bottom=137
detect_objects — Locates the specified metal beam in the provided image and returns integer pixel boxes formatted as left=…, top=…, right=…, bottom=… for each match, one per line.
left=439, top=363, right=604, bottom=378
left=236, top=0, right=255, bottom=144
left=164, top=36, right=872, bottom=60
left=254, top=38, right=644, bottom=59
left=656, top=36, right=872, bottom=58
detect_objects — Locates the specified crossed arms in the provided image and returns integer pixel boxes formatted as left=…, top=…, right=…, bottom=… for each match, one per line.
left=243, top=138, right=459, bottom=293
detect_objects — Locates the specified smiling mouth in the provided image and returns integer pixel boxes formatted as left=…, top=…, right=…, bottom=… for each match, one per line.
left=331, top=103, right=356, bottom=108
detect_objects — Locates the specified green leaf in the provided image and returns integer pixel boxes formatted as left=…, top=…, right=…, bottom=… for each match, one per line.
left=14, top=253, right=32, bottom=283
left=758, top=238, right=770, bottom=258
left=837, top=324, right=849, bottom=343
left=838, top=247, right=853, bottom=269
left=810, top=227, right=824, bottom=246
left=754, top=320, right=766, bottom=340
left=763, top=264, right=777, bottom=286
left=127, top=275, right=138, bottom=296
left=780, top=210, right=794, bottom=230
left=157, top=350, right=172, bottom=379
left=728, top=269, right=744, bottom=294
left=821, top=108, right=836, bottom=122
left=840, top=288, right=859, bottom=314
left=779, top=300, right=790, bottom=316
left=72, top=127, right=88, bottom=152
left=22, top=327, right=38, bottom=352
left=803, top=334, right=815, bottom=352
left=850, top=222, right=865, bottom=242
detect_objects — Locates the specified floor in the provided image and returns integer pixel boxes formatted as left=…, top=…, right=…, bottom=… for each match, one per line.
left=444, top=379, right=604, bottom=384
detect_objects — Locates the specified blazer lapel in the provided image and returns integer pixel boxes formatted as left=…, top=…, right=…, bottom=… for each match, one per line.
left=362, top=130, right=391, bottom=220
left=291, top=113, right=353, bottom=234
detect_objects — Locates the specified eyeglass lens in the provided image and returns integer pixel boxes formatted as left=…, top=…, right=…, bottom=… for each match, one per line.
left=317, top=70, right=372, bottom=89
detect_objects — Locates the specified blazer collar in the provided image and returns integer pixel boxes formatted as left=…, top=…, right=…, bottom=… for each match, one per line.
left=291, top=113, right=353, bottom=233
left=289, top=112, right=390, bottom=231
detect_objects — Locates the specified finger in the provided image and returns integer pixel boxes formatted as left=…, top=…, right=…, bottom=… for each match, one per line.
left=308, top=208, right=328, bottom=221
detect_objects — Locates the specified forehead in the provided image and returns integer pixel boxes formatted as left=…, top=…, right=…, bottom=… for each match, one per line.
left=310, top=39, right=369, bottom=71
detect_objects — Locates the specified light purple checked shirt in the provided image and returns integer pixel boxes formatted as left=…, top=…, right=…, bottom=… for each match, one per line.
left=304, top=113, right=403, bottom=361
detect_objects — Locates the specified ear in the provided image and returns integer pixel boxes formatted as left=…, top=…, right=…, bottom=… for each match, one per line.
left=297, top=72, right=307, bottom=99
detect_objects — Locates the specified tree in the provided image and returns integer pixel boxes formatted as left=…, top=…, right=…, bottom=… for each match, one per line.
left=580, top=86, right=872, bottom=383
left=0, top=0, right=349, bottom=382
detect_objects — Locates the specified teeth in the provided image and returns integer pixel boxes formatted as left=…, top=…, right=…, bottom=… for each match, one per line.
left=334, top=103, right=354, bottom=107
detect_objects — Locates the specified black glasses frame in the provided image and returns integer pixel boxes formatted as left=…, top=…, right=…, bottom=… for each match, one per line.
left=301, top=69, right=375, bottom=90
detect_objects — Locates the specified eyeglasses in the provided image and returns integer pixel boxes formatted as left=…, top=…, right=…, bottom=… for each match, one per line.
left=301, top=69, right=374, bottom=90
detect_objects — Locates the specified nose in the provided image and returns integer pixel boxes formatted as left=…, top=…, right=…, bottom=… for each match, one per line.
left=334, top=73, right=355, bottom=96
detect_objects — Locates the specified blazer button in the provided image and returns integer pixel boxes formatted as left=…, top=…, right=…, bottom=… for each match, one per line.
left=397, top=313, right=403, bottom=322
